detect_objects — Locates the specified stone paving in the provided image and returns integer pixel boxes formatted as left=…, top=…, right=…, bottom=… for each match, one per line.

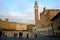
left=1, top=31, right=60, bottom=40
left=0, top=35, right=60, bottom=40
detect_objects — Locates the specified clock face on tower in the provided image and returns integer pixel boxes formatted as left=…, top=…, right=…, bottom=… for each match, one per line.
left=34, top=6, right=38, bottom=9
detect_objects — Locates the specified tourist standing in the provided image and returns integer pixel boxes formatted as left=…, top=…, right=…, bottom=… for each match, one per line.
left=0, top=30, right=2, bottom=38
left=34, top=28, right=37, bottom=38
left=14, top=33, right=17, bottom=38
left=35, top=34, right=37, bottom=38
left=19, top=31, right=23, bottom=38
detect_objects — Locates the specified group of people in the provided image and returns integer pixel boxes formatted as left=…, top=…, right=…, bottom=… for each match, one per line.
left=19, top=31, right=37, bottom=38
left=19, top=31, right=23, bottom=38
left=0, top=31, right=37, bottom=39
left=14, top=31, right=29, bottom=39
left=19, top=32, right=29, bottom=39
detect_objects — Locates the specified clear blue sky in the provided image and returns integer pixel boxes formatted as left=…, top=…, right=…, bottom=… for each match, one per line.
left=0, top=0, right=60, bottom=24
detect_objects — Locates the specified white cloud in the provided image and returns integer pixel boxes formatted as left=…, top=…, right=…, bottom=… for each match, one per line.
left=0, top=9, right=35, bottom=24
left=0, top=0, right=35, bottom=24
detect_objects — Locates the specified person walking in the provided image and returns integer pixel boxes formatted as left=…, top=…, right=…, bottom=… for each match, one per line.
left=27, top=33, right=29, bottom=39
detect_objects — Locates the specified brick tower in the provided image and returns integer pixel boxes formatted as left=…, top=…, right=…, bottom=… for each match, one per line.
left=34, top=0, right=39, bottom=27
